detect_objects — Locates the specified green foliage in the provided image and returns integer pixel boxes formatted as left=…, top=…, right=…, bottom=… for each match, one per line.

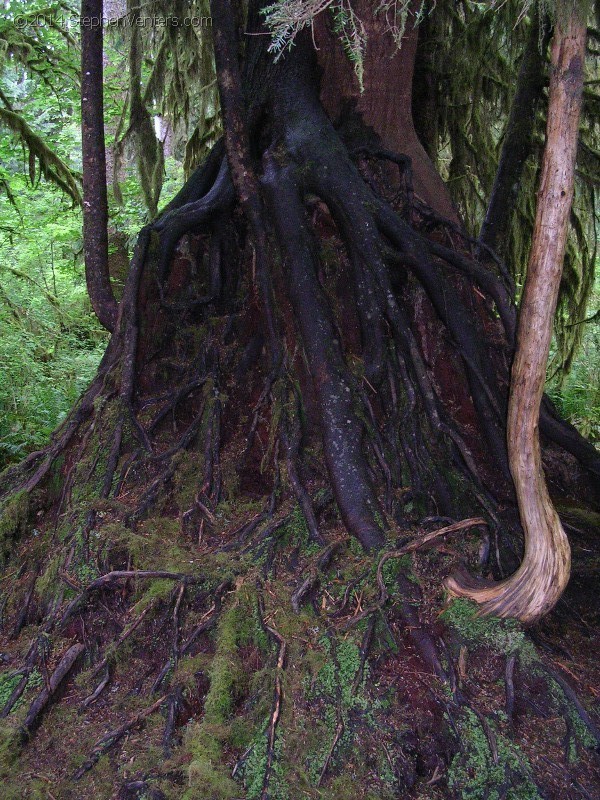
left=429, top=1, right=599, bottom=379
left=0, top=672, right=21, bottom=711
left=0, top=4, right=107, bottom=466
left=331, top=2, right=368, bottom=90
left=0, top=2, right=81, bottom=204
left=0, top=176, right=107, bottom=467
left=0, top=666, right=42, bottom=717
left=547, top=267, right=600, bottom=441
left=0, top=1, right=208, bottom=468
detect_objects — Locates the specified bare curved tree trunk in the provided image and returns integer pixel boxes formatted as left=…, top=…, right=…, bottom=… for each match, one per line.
left=447, top=7, right=587, bottom=622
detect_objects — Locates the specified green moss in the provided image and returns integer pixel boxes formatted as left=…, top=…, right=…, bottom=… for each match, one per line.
left=379, top=553, right=412, bottom=592
left=0, top=720, right=23, bottom=775
left=303, top=632, right=370, bottom=783
left=447, top=708, right=540, bottom=800
left=173, top=451, right=206, bottom=512
left=278, top=505, right=320, bottom=556
left=0, top=667, right=42, bottom=718
left=243, top=729, right=289, bottom=800
left=203, top=608, right=246, bottom=723
left=185, top=728, right=239, bottom=800
left=37, top=554, right=61, bottom=601
left=546, top=677, right=597, bottom=751
left=0, top=490, right=29, bottom=564
left=0, top=779, right=47, bottom=800
left=184, top=587, right=265, bottom=799
left=74, top=559, right=100, bottom=586
left=441, top=599, right=536, bottom=660
left=319, top=774, right=382, bottom=800
left=134, top=578, right=177, bottom=612
left=106, top=518, right=193, bottom=573
left=0, top=672, right=22, bottom=711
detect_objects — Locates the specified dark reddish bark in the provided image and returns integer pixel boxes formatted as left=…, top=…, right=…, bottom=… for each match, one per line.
left=80, top=0, right=118, bottom=331
left=315, top=0, right=459, bottom=222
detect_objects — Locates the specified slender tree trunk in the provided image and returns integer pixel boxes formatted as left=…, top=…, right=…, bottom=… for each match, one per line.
left=80, top=0, right=118, bottom=332
left=447, top=7, right=587, bottom=622
left=480, top=10, right=550, bottom=255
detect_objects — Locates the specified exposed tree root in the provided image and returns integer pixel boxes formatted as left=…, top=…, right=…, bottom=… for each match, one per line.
left=73, top=694, right=167, bottom=780
left=60, top=571, right=204, bottom=628
left=22, top=643, right=85, bottom=738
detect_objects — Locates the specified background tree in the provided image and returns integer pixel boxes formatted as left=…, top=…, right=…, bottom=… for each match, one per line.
left=0, top=2, right=598, bottom=799
left=81, top=0, right=118, bottom=331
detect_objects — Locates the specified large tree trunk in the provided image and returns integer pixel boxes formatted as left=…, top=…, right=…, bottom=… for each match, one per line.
left=0, top=4, right=598, bottom=798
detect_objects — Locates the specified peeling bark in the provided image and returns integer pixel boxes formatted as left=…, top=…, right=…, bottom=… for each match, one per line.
left=447, top=9, right=587, bottom=622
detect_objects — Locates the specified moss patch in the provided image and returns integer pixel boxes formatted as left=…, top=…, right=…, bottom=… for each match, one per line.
left=0, top=490, right=29, bottom=564
left=441, top=599, right=536, bottom=660
left=448, top=708, right=540, bottom=800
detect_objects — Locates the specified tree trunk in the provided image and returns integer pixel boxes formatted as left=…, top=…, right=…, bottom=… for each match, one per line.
left=0, top=3, right=599, bottom=798
left=480, top=9, right=550, bottom=256
left=80, top=0, right=118, bottom=331
left=447, top=7, right=587, bottom=622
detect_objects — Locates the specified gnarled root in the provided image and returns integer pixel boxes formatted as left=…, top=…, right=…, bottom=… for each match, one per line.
left=446, top=416, right=570, bottom=624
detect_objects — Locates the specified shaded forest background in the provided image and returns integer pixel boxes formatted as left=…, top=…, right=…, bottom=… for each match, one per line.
left=0, top=0, right=598, bottom=469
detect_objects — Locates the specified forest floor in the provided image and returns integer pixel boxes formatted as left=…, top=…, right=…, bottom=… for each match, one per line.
left=0, top=456, right=598, bottom=800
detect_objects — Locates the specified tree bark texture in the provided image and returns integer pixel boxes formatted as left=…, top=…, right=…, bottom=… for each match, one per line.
left=80, top=0, right=118, bottom=331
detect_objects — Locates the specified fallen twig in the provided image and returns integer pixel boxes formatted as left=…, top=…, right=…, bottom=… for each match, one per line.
left=257, top=591, right=287, bottom=800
